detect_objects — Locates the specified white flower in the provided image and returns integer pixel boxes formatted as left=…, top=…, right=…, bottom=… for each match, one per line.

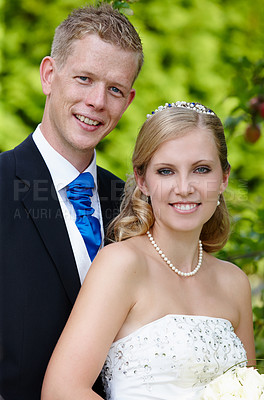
left=200, top=366, right=264, bottom=400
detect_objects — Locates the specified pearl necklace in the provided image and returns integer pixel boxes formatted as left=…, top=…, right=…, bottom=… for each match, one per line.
left=146, top=231, right=203, bottom=277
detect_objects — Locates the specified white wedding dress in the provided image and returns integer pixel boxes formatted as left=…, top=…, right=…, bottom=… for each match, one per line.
left=101, top=315, right=246, bottom=400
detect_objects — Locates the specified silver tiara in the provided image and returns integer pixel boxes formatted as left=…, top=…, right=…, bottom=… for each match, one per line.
left=146, top=101, right=215, bottom=119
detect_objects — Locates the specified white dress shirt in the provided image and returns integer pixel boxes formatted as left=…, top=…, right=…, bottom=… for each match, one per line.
left=33, top=124, right=104, bottom=284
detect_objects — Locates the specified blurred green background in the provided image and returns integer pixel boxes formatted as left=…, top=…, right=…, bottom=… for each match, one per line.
left=1, top=0, right=263, bottom=363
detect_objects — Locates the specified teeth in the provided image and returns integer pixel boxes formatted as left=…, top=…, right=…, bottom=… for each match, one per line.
left=173, top=203, right=197, bottom=211
left=76, top=114, right=100, bottom=126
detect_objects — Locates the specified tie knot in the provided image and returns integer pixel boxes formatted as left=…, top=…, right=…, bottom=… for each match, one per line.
left=65, top=171, right=101, bottom=261
left=68, top=172, right=95, bottom=190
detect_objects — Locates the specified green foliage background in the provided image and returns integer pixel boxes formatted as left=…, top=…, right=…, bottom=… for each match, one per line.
left=1, top=0, right=263, bottom=363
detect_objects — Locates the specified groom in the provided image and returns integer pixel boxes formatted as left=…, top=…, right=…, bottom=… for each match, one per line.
left=0, top=4, right=143, bottom=400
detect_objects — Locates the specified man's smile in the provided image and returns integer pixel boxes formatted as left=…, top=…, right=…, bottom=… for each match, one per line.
left=75, top=114, right=101, bottom=126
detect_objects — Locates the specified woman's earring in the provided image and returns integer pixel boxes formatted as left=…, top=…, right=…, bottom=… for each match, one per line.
left=142, top=193, right=149, bottom=203
left=217, top=194, right=221, bottom=206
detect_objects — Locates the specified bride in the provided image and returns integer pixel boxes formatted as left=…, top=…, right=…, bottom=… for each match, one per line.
left=41, top=101, right=255, bottom=400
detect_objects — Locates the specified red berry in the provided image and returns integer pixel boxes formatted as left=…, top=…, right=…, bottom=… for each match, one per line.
left=259, top=103, right=264, bottom=118
left=244, top=124, right=261, bottom=143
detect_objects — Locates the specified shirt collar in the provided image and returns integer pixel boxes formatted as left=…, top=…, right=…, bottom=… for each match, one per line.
left=32, top=124, right=98, bottom=191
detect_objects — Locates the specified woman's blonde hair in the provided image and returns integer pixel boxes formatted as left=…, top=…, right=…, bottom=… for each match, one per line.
left=108, top=105, right=231, bottom=253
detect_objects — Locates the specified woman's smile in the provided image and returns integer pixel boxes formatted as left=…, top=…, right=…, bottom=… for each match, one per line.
left=170, top=202, right=201, bottom=213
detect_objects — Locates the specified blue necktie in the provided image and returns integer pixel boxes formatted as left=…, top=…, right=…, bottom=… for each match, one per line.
left=66, top=172, right=102, bottom=261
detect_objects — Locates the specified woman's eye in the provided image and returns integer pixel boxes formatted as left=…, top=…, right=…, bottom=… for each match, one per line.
left=79, top=76, right=88, bottom=82
left=158, top=169, right=173, bottom=176
left=195, top=166, right=211, bottom=174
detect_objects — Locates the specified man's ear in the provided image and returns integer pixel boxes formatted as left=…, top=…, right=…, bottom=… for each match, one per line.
left=40, top=56, right=56, bottom=96
left=134, top=168, right=149, bottom=196
left=122, top=88, right=136, bottom=114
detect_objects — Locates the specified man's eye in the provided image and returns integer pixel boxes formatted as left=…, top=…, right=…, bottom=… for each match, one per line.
left=78, top=76, right=88, bottom=82
left=195, top=166, right=211, bottom=174
left=110, top=86, right=122, bottom=95
left=158, top=169, right=173, bottom=176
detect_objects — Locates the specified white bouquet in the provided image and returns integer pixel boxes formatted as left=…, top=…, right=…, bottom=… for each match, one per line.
left=201, top=366, right=264, bottom=399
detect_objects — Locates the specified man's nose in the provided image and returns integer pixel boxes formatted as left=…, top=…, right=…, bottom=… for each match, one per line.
left=84, top=83, right=106, bottom=111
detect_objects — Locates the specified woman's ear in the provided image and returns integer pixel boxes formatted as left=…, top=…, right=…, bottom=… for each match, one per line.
left=40, top=56, right=56, bottom=96
left=220, top=169, right=230, bottom=194
left=134, top=168, right=150, bottom=196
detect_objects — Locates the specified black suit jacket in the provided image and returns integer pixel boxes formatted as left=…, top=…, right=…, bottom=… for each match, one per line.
left=0, top=134, right=124, bottom=400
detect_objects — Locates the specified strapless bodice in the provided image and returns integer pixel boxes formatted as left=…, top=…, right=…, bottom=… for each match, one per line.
left=101, top=315, right=246, bottom=400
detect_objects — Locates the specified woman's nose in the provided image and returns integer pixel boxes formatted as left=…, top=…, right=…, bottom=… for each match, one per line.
left=173, top=175, right=195, bottom=197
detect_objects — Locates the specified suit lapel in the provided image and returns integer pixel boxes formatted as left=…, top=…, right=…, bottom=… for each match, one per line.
left=14, top=135, right=80, bottom=304
left=97, top=166, right=124, bottom=239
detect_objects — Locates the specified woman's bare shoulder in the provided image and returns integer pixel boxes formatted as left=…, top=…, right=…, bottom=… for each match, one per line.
left=98, top=236, right=146, bottom=259
left=207, top=253, right=251, bottom=291
left=90, top=235, right=148, bottom=277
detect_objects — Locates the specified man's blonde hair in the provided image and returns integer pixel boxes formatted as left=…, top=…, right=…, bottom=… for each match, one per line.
left=51, top=3, right=143, bottom=81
